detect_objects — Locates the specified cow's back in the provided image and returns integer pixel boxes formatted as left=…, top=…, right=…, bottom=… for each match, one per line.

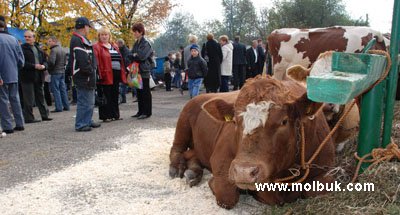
left=173, top=92, right=239, bottom=170
left=268, top=26, right=387, bottom=80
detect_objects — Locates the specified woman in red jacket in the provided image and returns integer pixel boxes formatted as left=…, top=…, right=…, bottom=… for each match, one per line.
left=93, top=27, right=127, bottom=122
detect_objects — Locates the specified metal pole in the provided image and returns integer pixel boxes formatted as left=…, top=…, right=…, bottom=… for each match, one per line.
left=382, top=0, right=400, bottom=147
left=358, top=81, right=385, bottom=171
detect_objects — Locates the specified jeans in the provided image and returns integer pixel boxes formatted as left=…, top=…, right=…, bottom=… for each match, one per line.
left=119, top=83, right=127, bottom=102
left=75, top=87, right=95, bottom=129
left=51, top=73, right=70, bottom=111
left=173, top=69, right=182, bottom=88
left=220, top=76, right=230, bottom=92
left=188, top=78, right=203, bottom=98
left=0, top=83, right=24, bottom=130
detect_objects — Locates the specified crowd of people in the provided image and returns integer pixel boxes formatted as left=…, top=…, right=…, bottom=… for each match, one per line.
left=0, top=14, right=270, bottom=134
left=162, top=33, right=270, bottom=98
left=0, top=16, right=154, bottom=133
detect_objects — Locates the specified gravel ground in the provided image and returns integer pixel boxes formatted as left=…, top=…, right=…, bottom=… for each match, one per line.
left=0, top=87, right=185, bottom=191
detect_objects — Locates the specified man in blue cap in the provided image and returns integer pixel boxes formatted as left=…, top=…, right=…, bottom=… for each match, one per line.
left=187, top=44, right=207, bottom=98
left=66, top=17, right=100, bottom=132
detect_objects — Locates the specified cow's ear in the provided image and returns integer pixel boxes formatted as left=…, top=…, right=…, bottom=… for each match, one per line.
left=289, top=93, right=323, bottom=119
left=286, top=65, right=310, bottom=83
left=202, top=98, right=235, bottom=123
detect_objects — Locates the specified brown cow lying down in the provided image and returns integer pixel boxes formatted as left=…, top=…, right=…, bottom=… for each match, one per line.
left=169, top=77, right=335, bottom=209
left=285, top=51, right=360, bottom=152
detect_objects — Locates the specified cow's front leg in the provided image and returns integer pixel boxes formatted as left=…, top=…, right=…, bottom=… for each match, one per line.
left=208, top=176, right=239, bottom=209
left=169, top=149, right=187, bottom=178
left=183, top=150, right=203, bottom=187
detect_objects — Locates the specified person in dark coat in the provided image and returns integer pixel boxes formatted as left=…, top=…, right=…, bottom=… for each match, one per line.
left=232, top=36, right=247, bottom=90
left=66, top=17, right=101, bottom=132
left=257, top=39, right=266, bottom=75
left=163, top=53, right=174, bottom=91
left=201, top=33, right=222, bottom=93
left=20, top=30, right=52, bottom=123
left=117, top=38, right=130, bottom=104
left=129, top=22, right=154, bottom=120
left=246, top=40, right=260, bottom=78
left=187, top=44, right=207, bottom=98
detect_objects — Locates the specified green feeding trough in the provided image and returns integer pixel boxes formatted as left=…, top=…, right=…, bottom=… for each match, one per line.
left=307, top=50, right=387, bottom=104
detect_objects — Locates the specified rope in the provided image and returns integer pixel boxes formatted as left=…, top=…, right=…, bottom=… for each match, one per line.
left=351, top=142, right=400, bottom=183
left=365, top=50, right=392, bottom=91
left=275, top=99, right=357, bottom=184
left=274, top=49, right=393, bottom=184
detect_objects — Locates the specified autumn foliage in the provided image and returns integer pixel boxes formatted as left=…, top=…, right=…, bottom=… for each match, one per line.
left=0, top=0, right=173, bottom=47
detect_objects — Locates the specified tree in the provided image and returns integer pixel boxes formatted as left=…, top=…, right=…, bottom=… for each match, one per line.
left=153, top=12, right=201, bottom=57
left=88, top=0, right=174, bottom=45
left=199, top=19, right=225, bottom=43
left=222, top=0, right=258, bottom=44
left=255, top=7, right=271, bottom=41
left=1, top=0, right=175, bottom=47
left=267, top=0, right=369, bottom=31
left=1, top=0, right=96, bottom=45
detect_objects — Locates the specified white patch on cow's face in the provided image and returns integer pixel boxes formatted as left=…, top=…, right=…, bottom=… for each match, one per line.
left=239, top=101, right=275, bottom=135
left=343, top=26, right=385, bottom=53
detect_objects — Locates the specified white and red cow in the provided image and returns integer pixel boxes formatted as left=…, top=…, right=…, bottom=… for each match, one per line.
left=267, top=26, right=389, bottom=80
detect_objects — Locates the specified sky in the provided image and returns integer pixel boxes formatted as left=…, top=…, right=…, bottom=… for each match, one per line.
left=171, top=0, right=395, bottom=33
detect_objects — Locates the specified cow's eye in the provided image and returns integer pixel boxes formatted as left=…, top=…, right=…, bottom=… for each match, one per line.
left=281, top=119, right=288, bottom=126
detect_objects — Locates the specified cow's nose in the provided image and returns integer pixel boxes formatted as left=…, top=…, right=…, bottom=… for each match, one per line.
left=230, top=161, right=260, bottom=184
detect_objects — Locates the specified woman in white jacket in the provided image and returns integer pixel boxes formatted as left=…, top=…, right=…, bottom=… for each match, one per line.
left=219, top=35, right=233, bottom=92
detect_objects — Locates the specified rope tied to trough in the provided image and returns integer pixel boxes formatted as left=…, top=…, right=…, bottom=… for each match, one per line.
left=350, top=49, right=396, bottom=183
left=352, top=142, right=400, bottom=183
left=275, top=49, right=394, bottom=185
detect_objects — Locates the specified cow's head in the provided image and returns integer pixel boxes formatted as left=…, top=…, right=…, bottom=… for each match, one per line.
left=285, top=53, right=343, bottom=124
left=228, top=78, right=323, bottom=190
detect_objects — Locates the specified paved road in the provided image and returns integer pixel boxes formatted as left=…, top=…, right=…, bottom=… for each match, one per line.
left=0, top=87, right=188, bottom=191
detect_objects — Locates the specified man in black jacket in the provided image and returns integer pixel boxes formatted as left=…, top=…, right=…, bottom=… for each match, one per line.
left=246, top=40, right=260, bottom=78
left=65, top=17, right=100, bottom=132
left=20, top=30, right=52, bottom=123
left=257, top=39, right=266, bottom=75
left=232, top=36, right=247, bottom=90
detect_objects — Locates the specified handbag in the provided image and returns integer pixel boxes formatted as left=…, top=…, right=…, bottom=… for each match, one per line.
left=95, top=85, right=107, bottom=106
left=126, top=62, right=143, bottom=89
